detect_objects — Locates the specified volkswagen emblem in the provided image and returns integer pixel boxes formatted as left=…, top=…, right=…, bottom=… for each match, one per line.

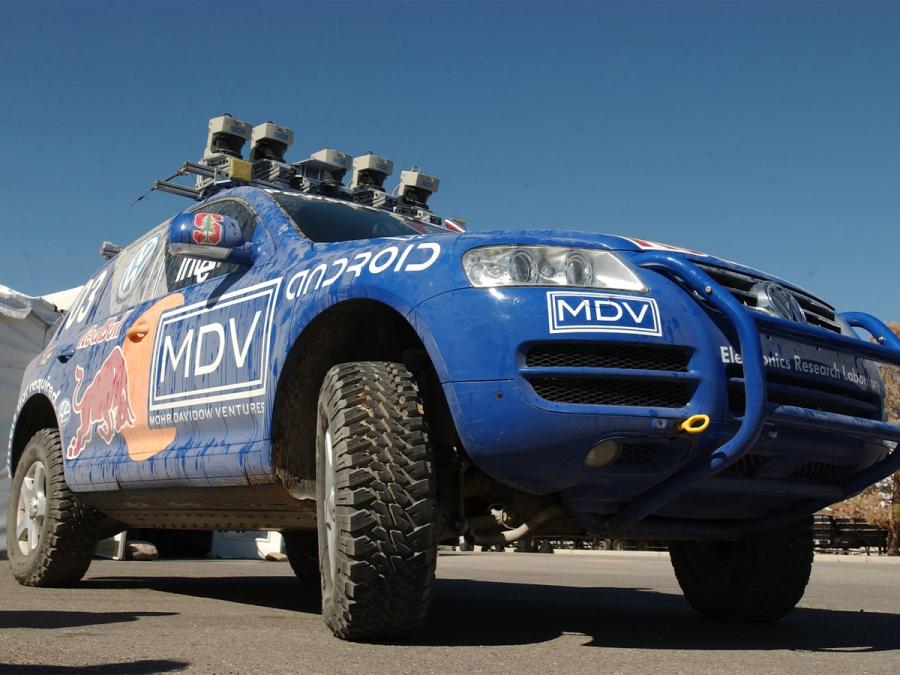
left=752, top=282, right=806, bottom=323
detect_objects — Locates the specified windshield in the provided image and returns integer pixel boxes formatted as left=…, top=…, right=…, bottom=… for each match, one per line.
left=273, top=192, right=446, bottom=243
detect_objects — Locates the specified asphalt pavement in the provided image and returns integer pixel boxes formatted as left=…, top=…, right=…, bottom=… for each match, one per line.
left=0, top=551, right=898, bottom=674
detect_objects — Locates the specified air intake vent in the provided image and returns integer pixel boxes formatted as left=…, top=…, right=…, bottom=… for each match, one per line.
left=528, top=377, right=693, bottom=408
left=791, top=461, right=841, bottom=481
left=617, top=443, right=657, bottom=465
left=526, top=344, right=691, bottom=371
left=724, top=454, right=769, bottom=473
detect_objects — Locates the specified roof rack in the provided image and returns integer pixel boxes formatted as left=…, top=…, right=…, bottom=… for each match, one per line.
left=152, top=114, right=463, bottom=232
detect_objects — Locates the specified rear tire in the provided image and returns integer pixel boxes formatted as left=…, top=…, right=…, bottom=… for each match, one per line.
left=669, top=517, right=814, bottom=622
left=283, top=530, right=320, bottom=584
left=7, top=429, right=99, bottom=586
left=316, top=362, right=437, bottom=641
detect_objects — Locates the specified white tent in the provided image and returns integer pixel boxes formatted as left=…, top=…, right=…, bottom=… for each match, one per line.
left=0, top=284, right=77, bottom=558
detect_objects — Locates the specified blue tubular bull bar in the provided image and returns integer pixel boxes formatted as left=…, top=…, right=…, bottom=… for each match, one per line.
left=584, top=252, right=900, bottom=541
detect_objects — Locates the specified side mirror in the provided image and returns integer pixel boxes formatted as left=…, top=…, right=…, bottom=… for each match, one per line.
left=168, top=212, right=254, bottom=266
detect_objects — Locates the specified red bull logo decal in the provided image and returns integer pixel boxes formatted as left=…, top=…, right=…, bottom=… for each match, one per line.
left=192, top=212, right=224, bottom=245
left=66, top=346, right=136, bottom=460
left=76, top=311, right=132, bottom=350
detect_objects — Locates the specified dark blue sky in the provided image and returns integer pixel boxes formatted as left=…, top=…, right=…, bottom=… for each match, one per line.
left=1, top=1, right=898, bottom=319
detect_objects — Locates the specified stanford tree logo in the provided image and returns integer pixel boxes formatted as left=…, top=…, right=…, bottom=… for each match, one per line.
left=192, top=212, right=224, bottom=245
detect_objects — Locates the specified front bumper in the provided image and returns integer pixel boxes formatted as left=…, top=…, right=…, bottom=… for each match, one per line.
left=606, top=253, right=900, bottom=539
left=411, top=254, right=900, bottom=539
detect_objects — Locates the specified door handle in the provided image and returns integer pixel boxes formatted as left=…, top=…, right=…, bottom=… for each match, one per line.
left=126, top=320, right=151, bottom=342
left=56, top=346, right=75, bottom=363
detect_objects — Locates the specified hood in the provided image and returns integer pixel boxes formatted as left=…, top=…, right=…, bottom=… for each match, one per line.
left=453, top=229, right=636, bottom=252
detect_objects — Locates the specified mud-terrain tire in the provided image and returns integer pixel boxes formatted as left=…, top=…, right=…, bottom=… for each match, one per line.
left=7, top=428, right=99, bottom=586
left=315, top=362, right=437, bottom=641
left=283, top=530, right=320, bottom=584
left=669, top=517, right=814, bottom=622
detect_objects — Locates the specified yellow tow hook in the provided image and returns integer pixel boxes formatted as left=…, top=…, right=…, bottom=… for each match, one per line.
left=678, top=414, right=711, bottom=435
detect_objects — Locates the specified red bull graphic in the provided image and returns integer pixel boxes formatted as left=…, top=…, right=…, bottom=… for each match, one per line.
left=66, top=346, right=136, bottom=460
left=193, top=212, right=224, bottom=245
left=76, top=310, right=132, bottom=350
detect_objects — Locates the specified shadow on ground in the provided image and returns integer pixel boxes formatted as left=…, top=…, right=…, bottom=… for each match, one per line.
left=0, top=611, right=176, bottom=630
left=79, top=574, right=900, bottom=652
left=83, top=575, right=321, bottom=614
left=0, top=659, right=187, bottom=674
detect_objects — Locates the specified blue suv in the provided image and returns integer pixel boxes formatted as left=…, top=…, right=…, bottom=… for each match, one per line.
left=7, top=119, right=900, bottom=641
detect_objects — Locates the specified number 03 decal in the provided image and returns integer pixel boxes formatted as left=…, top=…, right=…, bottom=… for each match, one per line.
left=65, top=270, right=108, bottom=330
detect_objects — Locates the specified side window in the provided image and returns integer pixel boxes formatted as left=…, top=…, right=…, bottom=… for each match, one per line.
left=217, top=199, right=257, bottom=241
left=57, top=266, right=112, bottom=339
left=164, top=199, right=258, bottom=292
left=108, top=225, right=167, bottom=315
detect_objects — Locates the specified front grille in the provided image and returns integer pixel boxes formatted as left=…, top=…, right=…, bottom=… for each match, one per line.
left=726, top=366, right=883, bottom=420
left=525, top=344, right=691, bottom=371
left=696, top=263, right=840, bottom=333
left=528, top=377, right=693, bottom=408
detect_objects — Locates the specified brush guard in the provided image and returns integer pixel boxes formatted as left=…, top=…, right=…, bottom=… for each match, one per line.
left=583, top=252, right=900, bottom=541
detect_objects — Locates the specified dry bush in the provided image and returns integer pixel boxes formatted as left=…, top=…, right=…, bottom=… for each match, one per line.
left=829, top=485, right=892, bottom=530
left=824, top=323, right=900, bottom=554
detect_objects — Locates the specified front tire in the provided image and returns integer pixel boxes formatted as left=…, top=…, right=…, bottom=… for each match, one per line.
left=7, top=429, right=99, bottom=586
left=669, top=517, right=814, bottom=622
left=316, top=362, right=437, bottom=641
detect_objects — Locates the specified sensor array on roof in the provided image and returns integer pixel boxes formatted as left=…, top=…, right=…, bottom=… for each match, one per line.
left=152, top=115, right=463, bottom=232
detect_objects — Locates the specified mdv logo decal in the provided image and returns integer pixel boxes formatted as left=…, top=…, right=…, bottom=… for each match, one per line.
left=546, top=291, right=662, bottom=336
left=149, top=279, right=281, bottom=411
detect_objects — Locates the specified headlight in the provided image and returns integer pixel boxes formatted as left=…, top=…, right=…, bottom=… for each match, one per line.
left=462, top=246, right=646, bottom=291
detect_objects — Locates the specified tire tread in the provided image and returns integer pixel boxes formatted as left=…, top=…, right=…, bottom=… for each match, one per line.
left=318, top=362, right=436, bottom=641
left=669, top=517, right=814, bottom=622
left=8, top=428, right=98, bottom=587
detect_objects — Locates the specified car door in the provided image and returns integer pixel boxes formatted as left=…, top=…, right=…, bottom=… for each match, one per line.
left=55, top=268, right=113, bottom=480
left=57, top=231, right=157, bottom=491
left=113, top=197, right=279, bottom=489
